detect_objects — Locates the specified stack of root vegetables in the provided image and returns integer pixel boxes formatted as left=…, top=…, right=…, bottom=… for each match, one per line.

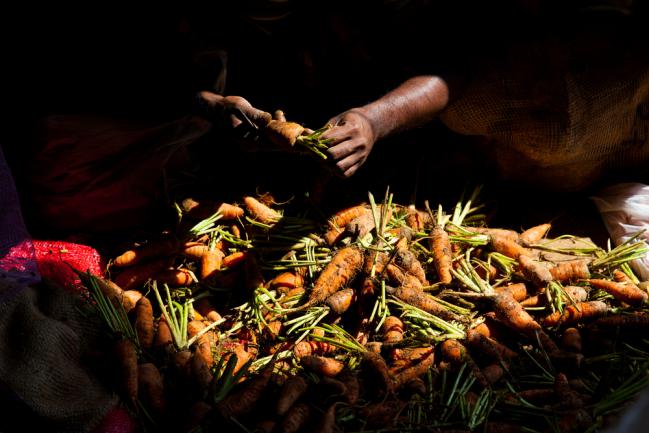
left=83, top=191, right=649, bottom=433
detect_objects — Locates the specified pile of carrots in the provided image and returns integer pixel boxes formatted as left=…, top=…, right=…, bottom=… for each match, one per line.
left=82, top=189, right=649, bottom=433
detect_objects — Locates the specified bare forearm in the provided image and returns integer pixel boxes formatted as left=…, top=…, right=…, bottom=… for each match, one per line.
left=353, top=76, right=449, bottom=140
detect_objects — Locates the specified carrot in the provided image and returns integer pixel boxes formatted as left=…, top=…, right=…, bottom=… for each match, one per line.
left=491, top=290, right=542, bottom=334
left=468, top=227, right=520, bottom=242
left=549, top=260, right=591, bottom=282
left=345, top=211, right=378, bottom=239
left=495, top=283, right=528, bottom=302
left=154, top=317, right=173, bottom=348
left=592, top=312, right=649, bottom=329
left=114, top=259, right=170, bottom=291
left=216, top=202, right=245, bottom=220
left=323, top=205, right=370, bottom=245
left=244, top=196, right=282, bottom=224
left=395, top=245, right=428, bottom=286
left=382, top=316, right=404, bottom=344
left=392, top=348, right=435, bottom=389
left=270, top=272, right=305, bottom=292
left=171, top=349, right=192, bottom=378
left=276, top=375, right=309, bottom=416
left=137, top=363, right=166, bottom=415
left=586, top=278, right=648, bottom=306
left=430, top=226, right=453, bottom=284
left=317, top=376, right=347, bottom=400
left=440, top=339, right=488, bottom=387
left=561, top=327, right=582, bottom=353
left=133, top=297, right=154, bottom=349
left=405, top=207, right=433, bottom=232
left=466, top=328, right=517, bottom=361
left=362, top=351, right=394, bottom=396
left=360, top=400, right=405, bottom=429
left=517, top=255, right=552, bottom=287
left=337, top=371, right=360, bottom=405
left=482, top=363, right=506, bottom=385
left=519, top=223, right=551, bottom=245
left=222, top=251, right=248, bottom=269
left=190, top=352, right=213, bottom=398
left=294, top=340, right=337, bottom=358
left=280, top=402, right=311, bottom=433
left=194, top=297, right=222, bottom=323
left=400, top=377, right=427, bottom=398
left=217, top=363, right=274, bottom=420
left=504, top=388, right=555, bottom=405
left=181, top=242, right=208, bottom=260
left=489, top=235, right=527, bottom=259
left=300, top=356, right=344, bottom=377
left=541, top=301, right=608, bottom=327
left=299, top=246, right=363, bottom=309
left=554, top=372, right=585, bottom=409
left=113, top=237, right=179, bottom=268
left=200, top=248, right=225, bottom=281
left=386, top=264, right=423, bottom=289
left=265, top=119, right=306, bottom=147
left=114, top=338, right=138, bottom=404
left=325, top=288, right=357, bottom=314
left=311, top=404, right=337, bottom=433
left=564, top=285, right=589, bottom=303
left=155, top=268, right=195, bottom=287
left=393, top=285, right=460, bottom=322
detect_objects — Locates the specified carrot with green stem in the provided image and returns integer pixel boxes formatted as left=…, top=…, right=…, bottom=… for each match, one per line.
left=133, top=296, right=154, bottom=349
left=382, top=316, right=404, bottom=343
left=113, top=237, right=179, bottom=268
left=519, top=223, right=551, bottom=246
left=217, top=358, right=274, bottom=420
left=244, top=195, right=282, bottom=225
left=541, top=300, right=608, bottom=327
left=440, top=339, right=489, bottom=388
left=549, top=259, right=591, bottom=282
left=323, top=204, right=370, bottom=245
left=586, top=278, right=648, bottom=306
left=429, top=224, right=453, bottom=285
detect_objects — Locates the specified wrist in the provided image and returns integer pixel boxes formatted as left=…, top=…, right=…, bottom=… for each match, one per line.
left=348, top=106, right=385, bottom=142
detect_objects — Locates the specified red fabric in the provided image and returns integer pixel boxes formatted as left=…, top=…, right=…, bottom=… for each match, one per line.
left=33, top=240, right=104, bottom=290
left=31, top=240, right=136, bottom=433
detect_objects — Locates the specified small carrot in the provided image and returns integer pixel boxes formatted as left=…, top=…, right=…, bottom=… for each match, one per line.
left=564, top=285, right=589, bottom=303
left=482, top=363, right=506, bottom=385
left=345, top=211, right=378, bottom=239
left=154, top=317, right=173, bottom=348
left=489, top=235, right=527, bottom=259
left=466, top=328, right=517, bottom=361
left=520, top=295, right=543, bottom=308
left=281, top=402, right=311, bottom=433
left=541, top=301, right=608, bottom=327
left=300, top=355, right=344, bottom=377
left=113, top=237, right=179, bottom=268
left=439, top=339, right=488, bottom=387
left=270, top=272, right=305, bottom=292
left=393, top=285, right=460, bottom=322
left=114, top=259, right=170, bottom=291
left=548, top=259, right=591, bottom=282
left=386, top=264, right=423, bottom=289
left=362, top=351, right=394, bottom=396
left=495, top=283, right=528, bottom=302
left=222, top=251, right=248, bottom=269
left=114, top=338, right=138, bottom=404
left=294, top=340, right=337, bottom=359
left=587, top=278, right=648, bottom=306
left=133, top=297, right=154, bottom=349
left=561, top=327, right=582, bottom=353
left=392, top=348, right=435, bottom=389
left=519, top=223, right=551, bottom=245
left=216, top=202, right=245, bottom=220
left=137, top=363, right=166, bottom=415
left=244, top=196, right=282, bottom=224
left=554, top=372, right=585, bottom=409
left=337, top=371, right=360, bottom=405
left=395, top=244, right=428, bottom=286
left=200, top=248, right=225, bottom=281
left=155, top=268, right=195, bottom=287
left=360, top=400, right=405, bottom=429
left=593, top=312, right=649, bottom=329
left=405, top=207, right=433, bottom=232
left=430, top=226, right=453, bottom=284
left=194, top=297, right=222, bottom=323
left=217, top=363, right=274, bottom=420
left=382, top=316, right=404, bottom=344
left=265, top=119, right=306, bottom=147
left=276, top=375, right=309, bottom=416
left=467, top=227, right=520, bottom=243
left=325, top=288, right=357, bottom=315
left=518, top=255, right=552, bottom=287
left=323, top=205, right=370, bottom=245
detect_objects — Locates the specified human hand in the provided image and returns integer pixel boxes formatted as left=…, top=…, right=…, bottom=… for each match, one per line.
left=321, top=109, right=377, bottom=177
left=197, top=91, right=272, bottom=130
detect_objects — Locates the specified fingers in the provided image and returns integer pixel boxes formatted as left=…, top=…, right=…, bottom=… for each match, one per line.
left=321, top=122, right=355, bottom=146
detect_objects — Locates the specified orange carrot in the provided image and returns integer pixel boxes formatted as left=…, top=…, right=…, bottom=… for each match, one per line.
left=405, top=207, right=433, bottom=232
left=265, top=119, right=306, bottom=147
left=593, top=312, right=649, bottom=329
left=300, top=356, right=344, bottom=377
left=466, top=328, right=517, bottom=361
left=564, top=285, right=589, bottom=303
left=113, top=237, right=179, bottom=268
left=385, top=264, right=423, bottom=289
left=561, top=327, right=582, bottom=353
left=382, top=316, right=404, bottom=344
left=468, top=227, right=520, bottom=243
left=520, top=295, right=543, bottom=308
left=338, top=371, right=360, bottom=405
left=554, top=372, right=585, bottom=409
left=325, top=288, right=357, bottom=314
left=138, top=363, right=166, bottom=415
left=244, top=196, right=282, bottom=224
left=133, top=297, right=154, bottom=349
left=587, top=278, right=648, bottom=306
left=495, top=283, right=528, bottom=302
left=439, top=339, right=488, bottom=387
left=395, top=244, right=428, bottom=286
left=323, top=205, right=370, bottom=245
left=113, top=259, right=170, bottom=291
left=518, top=255, right=552, bottom=286
left=430, top=226, right=453, bottom=284
left=194, top=297, right=222, bottom=323
left=276, top=375, right=309, bottom=416
left=392, top=347, right=435, bottom=389
left=217, top=363, right=274, bottom=420
left=281, top=402, right=311, bottom=433
left=489, top=235, right=527, bottom=259
left=345, top=211, right=377, bottom=239
left=294, top=340, right=337, bottom=359
left=519, top=223, right=551, bottom=245
left=270, top=272, right=305, bottom=292
left=114, top=338, right=138, bottom=404
left=216, top=202, right=245, bottom=220
left=541, top=301, right=608, bottom=327
left=155, top=268, right=194, bottom=287
left=549, top=260, right=591, bottom=282
left=200, top=248, right=225, bottom=281
left=393, top=285, right=460, bottom=321
left=482, top=363, right=506, bottom=385
left=222, top=251, right=248, bottom=269
left=154, top=317, right=173, bottom=348
left=362, top=351, right=394, bottom=396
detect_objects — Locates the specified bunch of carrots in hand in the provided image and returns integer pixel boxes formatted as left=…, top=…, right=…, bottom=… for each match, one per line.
left=258, top=109, right=333, bottom=159
left=79, top=187, right=649, bottom=433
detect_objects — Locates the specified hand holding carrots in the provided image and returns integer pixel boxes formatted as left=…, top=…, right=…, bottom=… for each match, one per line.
left=321, top=109, right=377, bottom=177
left=197, top=91, right=272, bottom=130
